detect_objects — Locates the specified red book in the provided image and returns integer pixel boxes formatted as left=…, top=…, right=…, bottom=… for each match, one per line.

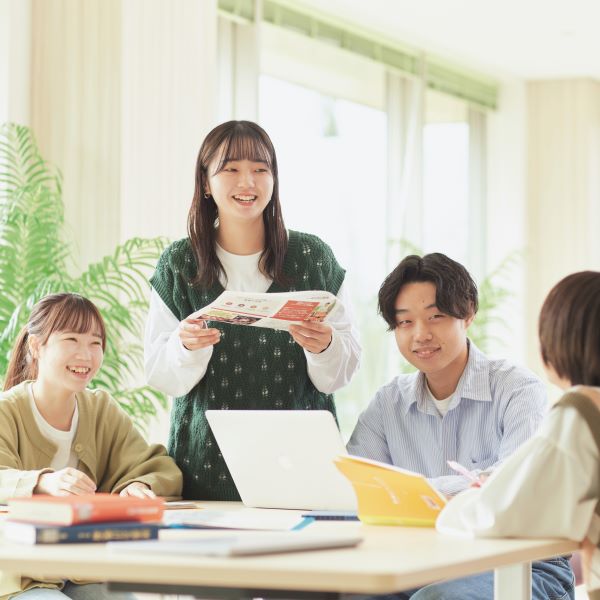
left=7, top=493, right=164, bottom=525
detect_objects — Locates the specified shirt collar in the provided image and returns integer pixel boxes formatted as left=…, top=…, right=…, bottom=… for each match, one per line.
left=397, top=340, right=493, bottom=415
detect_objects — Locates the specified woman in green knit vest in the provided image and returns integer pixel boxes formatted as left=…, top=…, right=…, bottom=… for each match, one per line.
left=145, top=120, right=361, bottom=500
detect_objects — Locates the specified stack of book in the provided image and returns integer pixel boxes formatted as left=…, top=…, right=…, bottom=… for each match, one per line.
left=3, top=493, right=165, bottom=544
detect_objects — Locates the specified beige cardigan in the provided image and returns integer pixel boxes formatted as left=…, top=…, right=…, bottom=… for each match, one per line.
left=0, top=381, right=183, bottom=598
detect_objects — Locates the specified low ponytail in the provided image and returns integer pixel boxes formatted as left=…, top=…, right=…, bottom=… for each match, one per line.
left=3, top=326, right=36, bottom=391
left=3, top=293, right=106, bottom=392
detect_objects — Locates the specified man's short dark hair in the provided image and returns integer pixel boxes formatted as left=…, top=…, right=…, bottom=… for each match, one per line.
left=378, top=253, right=479, bottom=331
left=539, top=271, right=600, bottom=386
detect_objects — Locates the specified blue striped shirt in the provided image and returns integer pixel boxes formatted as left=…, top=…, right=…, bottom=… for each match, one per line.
left=347, top=342, right=547, bottom=496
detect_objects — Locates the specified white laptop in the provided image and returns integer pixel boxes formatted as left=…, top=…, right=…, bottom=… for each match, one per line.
left=205, top=410, right=358, bottom=510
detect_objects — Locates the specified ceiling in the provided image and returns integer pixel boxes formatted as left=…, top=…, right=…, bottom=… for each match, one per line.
left=293, top=0, right=600, bottom=80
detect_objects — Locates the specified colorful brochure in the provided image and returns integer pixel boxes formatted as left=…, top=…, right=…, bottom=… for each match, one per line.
left=333, top=455, right=447, bottom=527
left=189, top=290, right=337, bottom=331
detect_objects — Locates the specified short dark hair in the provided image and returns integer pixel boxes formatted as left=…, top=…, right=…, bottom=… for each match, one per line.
left=378, top=253, right=478, bottom=330
left=539, top=271, right=600, bottom=386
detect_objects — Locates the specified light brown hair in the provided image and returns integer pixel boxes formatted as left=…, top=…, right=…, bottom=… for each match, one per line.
left=4, top=293, right=106, bottom=391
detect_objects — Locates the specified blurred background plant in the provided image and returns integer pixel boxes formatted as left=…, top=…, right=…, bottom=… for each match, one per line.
left=0, top=122, right=167, bottom=429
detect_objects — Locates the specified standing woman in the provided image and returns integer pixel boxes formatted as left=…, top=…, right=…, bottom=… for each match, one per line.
left=145, top=120, right=361, bottom=500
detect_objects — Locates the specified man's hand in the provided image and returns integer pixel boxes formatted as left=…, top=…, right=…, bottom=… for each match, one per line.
left=119, top=482, right=156, bottom=499
left=35, top=468, right=97, bottom=496
left=289, top=322, right=333, bottom=354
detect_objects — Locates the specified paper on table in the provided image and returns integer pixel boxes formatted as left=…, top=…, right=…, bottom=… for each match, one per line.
left=188, top=290, right=337, bottom=331
left=164, top=501, right=200, bottom=510
left=163, top=509, right=306, bottom=531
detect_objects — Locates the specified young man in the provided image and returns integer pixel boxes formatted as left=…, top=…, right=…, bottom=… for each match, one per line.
left=347, top=253, right=574, bottom=600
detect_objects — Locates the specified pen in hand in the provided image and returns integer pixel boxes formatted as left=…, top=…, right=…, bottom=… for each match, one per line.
left=447, top=460, right=484, bottom=487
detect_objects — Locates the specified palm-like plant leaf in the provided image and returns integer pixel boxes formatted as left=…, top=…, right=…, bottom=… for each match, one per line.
left=0, top=122, right=167, bottom=428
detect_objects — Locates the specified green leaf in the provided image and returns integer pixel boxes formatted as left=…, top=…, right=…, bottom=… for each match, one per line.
left=0, top=122, right=168, bottom=431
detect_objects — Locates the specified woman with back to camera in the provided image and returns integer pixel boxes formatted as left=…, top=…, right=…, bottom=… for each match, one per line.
left=145, top=120, right=361, bottom=500
left=437, top=271, right=600, bottom=599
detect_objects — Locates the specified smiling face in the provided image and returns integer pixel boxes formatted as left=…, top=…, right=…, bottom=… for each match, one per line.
left=31, top=329, right=104, bottom=395
left=394, top=281, right=473, bottom=394
left=205, top=156, right=274, bottom=225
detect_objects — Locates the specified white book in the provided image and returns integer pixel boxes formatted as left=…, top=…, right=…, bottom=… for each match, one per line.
left=162, top=508, right=306, bottom=531
left=108, top=532, right=362, bottom=557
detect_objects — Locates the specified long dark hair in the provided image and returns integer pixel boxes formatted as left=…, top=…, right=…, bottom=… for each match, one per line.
left=4, top=293, right=106, bottom=391
left=188, top=120, right=288, bottom=288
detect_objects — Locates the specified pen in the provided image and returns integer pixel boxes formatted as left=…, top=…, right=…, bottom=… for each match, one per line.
left=447, top=460, right=480, bottom=484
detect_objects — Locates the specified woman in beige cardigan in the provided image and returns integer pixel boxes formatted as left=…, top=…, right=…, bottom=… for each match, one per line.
left=0, top=293, right=182, bottom=600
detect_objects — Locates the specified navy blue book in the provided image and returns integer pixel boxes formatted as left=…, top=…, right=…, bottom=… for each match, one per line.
left=4, top=520, right=161, bottom=544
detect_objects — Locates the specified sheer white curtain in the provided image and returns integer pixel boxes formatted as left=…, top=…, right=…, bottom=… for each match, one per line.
left=0, top=0, right=31, bottom=127
left=385, top=68, right=425, bottom=268
left=217, top=8, right=261, bottom=122
left=27, top=0, right=219, bottom=262
left=468, top=108, right=487, bottom=281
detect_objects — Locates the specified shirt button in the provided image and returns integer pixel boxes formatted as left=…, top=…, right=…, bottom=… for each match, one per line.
left=74, top=444, right=83, bottom=453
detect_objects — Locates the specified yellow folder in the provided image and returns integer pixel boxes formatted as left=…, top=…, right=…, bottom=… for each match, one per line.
left=333, top=455, right=447, bottom=527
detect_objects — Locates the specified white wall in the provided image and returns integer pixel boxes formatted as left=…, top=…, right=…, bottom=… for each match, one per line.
left=485, top=78, right=528, bottom=364
left=526, top=79, right=600, bottom=380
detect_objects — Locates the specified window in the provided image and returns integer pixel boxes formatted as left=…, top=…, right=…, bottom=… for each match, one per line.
left=217, top=17, right=490, bottom=433
left=422, top=91, right=470, bottom=265
left=257, top=24, right=394, bottom=433
left=259, top=75, right=387, bottom=297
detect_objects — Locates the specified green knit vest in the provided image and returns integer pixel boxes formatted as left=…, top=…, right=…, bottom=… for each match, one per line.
left=150, top=230, right=346, bottom=500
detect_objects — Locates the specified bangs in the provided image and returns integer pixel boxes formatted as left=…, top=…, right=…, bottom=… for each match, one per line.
left=43, top=295, right=106, bottom=348
left=212, top=132, right=274, bottom=174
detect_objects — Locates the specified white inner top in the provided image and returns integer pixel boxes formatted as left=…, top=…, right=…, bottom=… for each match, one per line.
left=28, top=383, right=79, bottom=470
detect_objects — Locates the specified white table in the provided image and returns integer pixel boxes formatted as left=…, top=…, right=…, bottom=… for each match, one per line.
left=0, top=502, right=578, bottom=599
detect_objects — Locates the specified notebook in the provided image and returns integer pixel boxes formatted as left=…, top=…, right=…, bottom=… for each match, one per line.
left=206, top=410, right=357, bottom=510
left=108, top=532, right=362, bottom=557
left=334, top=454, right=447, bottom=527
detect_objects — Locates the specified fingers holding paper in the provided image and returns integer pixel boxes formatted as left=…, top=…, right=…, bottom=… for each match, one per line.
left=289, top=321, right=333, bottom=354
left=179, top=317, right=221, bottom=351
